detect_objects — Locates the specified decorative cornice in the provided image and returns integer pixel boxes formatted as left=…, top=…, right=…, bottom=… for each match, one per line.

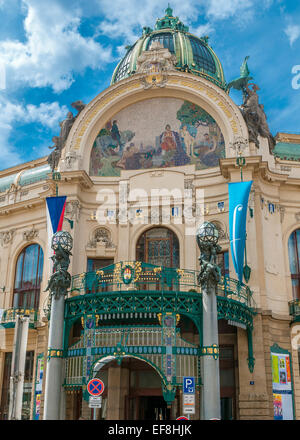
left=219, top=156, right=300, bottom=185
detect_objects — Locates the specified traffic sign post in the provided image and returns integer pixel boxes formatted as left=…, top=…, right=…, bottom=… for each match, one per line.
left=87, top=378, right=105, bottom=420
left=89, top=396, right=102, bottom=408
left=87, top=378, right=105, bottom=396
left=183, top=377, right=195, bottom=417
left=183, top=377, right=195, bottom=394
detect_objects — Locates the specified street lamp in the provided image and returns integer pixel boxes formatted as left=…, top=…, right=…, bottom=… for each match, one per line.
left=43, top=230, right=73, bottom=420
left=196, top=222, right=221, bottom=420
left=196, top=221, right=219, bottom=245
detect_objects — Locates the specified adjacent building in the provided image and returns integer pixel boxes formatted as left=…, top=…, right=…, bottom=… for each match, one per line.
left=0, top=7, right=300, bottom=420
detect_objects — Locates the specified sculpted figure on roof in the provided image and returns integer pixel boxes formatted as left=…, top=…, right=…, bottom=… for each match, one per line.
left=47, top=100, right=86, bottom=171
left=241, top=83, right=275, bottom=151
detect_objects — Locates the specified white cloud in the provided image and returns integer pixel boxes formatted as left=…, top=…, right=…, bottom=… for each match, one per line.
left=206, top=0, right=253, bottom=20
left=284, top=24, right=300, bottom=46
left=96, top=0, right=203, bottom=44
left=0, top=97, right=68, bottom=168
left=0, top=0, right=113, bottom=93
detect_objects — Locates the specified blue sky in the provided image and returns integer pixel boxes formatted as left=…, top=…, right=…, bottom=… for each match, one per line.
left=0, top=0, right=299, bottom=170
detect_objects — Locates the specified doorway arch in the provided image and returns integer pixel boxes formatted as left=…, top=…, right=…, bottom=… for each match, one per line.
left=90, top=355, right=176, bottom=420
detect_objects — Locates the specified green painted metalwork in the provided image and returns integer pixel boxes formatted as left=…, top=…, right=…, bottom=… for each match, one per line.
left=288, top=299, right=300, bottom=323
left=47, top=348, right=64, bottom=360
left=247, top=328, right=255, bottom=373
left=111, top=9, right=226, bottom=89
left=0, top=307, right=39, bottom=329
left=273, top=142, right=300, bottom=161
left=19, top=164, right=51, bottom=187
left=62, top=262, right=257, bottom=396
left=0, top=173, right=17, bottom=193
left=202, top=344, right=219, bottom=359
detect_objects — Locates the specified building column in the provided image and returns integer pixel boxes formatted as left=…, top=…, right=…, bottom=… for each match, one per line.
left=43, top=231, right=73, bottom=420
left=196, top=222, right=221, bottom=420
left=106, top=363, right=129, bottom=419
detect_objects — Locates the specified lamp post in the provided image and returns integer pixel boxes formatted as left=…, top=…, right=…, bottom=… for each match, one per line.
left=196, top=222, right=221, bottom=420
left=43, top=231, right=73, bottom=420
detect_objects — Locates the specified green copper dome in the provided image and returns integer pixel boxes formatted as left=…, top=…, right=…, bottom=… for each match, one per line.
left=111, top=6, right=226, bottom=90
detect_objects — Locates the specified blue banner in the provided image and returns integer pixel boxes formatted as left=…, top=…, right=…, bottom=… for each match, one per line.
left=228, top=181, right=252, bottom=283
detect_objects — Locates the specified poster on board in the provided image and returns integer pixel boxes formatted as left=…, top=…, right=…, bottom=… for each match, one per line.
left=34, top=353, right=44, bottom=420
left=271, top=345, right=294, bottom=420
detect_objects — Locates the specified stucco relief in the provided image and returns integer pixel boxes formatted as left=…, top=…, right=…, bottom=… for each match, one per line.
left=89, top=98, right=225, bottom=176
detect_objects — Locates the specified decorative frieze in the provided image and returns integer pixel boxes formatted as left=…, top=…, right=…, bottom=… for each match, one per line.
left=23, top=226, right=39, bottom=241
left=0, top=229, right=15, bottom=246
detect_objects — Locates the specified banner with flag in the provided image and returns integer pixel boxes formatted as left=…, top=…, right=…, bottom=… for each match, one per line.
left=46, top=196, right=67, bottom=270
left=228, top=181, right=252, bottom=283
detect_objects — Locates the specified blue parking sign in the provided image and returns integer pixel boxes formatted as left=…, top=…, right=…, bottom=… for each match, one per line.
left=183, top=377, right=195, bottom=394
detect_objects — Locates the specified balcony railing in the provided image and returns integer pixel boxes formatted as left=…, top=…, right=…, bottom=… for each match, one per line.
left=289, top=299, right=300, bottom=322
left=70, top=261, right=255, bottom=309
left=0, top=308, right=39, bottom=328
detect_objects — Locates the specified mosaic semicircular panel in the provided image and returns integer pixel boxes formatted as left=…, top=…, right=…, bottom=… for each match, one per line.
left=89, top=98, right=225, bottom=176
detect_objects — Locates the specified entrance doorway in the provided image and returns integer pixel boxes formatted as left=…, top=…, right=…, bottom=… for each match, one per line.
left=138, top=396, right=170, bottom=420
left=91, top=357, right=173, bottom=420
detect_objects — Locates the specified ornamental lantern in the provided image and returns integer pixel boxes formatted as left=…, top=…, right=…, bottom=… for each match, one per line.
left=51, top=230, right=73, bottom=253
left=196, top=221, right=219, bottom=248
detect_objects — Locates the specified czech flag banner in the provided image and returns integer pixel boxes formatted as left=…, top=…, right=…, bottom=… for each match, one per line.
left=46, top=196, right=67, bottom=269
left=228, top=181, right=252, bottom=283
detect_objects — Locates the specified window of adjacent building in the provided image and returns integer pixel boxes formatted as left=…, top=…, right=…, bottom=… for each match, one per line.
left=87, top=258, right=114, bottom=272
left=13, top=244, right=44, bottom=310
left=217, top=251, right=229, bottom=278
left=288, top=229, right=300, bottom=299
left=0, top=351, right=34, bottom=420
left=136, top=227, right=179, bottom=268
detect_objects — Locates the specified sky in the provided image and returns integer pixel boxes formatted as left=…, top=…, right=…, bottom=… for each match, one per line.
left=0, top=0, right=299, bottom=171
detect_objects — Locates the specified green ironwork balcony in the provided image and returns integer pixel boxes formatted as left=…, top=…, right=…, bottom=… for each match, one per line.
left=65, top=261, right=256, bottom=374
left=70, top=261, right=255, bottom=309
left=0, top=308, right=39, bottom=329
left=289, top=299, right=300, bottom=322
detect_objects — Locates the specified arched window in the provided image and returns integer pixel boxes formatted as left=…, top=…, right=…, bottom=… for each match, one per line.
left=136, top=227, right=179, bottom=268
left=288, top=229, right=300, bottom=299
left=13, top=244, right=44, bottom=309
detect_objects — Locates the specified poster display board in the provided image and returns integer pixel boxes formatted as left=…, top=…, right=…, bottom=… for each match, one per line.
left=33, top=353, right=44, bottom=420
left=271, top=344, right=294, bottom=420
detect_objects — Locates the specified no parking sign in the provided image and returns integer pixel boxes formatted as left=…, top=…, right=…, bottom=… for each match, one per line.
left=87, top=378, right=105, bottom=396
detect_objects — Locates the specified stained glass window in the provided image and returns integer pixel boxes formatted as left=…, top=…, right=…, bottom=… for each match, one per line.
left=13, top=244, right=44, bottom=310
left=288, top=229, right=300, bottom=299
left=136, top=227, right=179, bottom=268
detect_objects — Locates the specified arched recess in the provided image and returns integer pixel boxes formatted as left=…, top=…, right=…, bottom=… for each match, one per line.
left=135, top=226, right=180, bottom=268
left=62, top=72, right=249, bottom=174
left=91, top=354, right=168, bottom=387
left=287, top=228, right=300, bottom=300
left=282, top=224, right=300, bottom=302
left=12, top=243, right=44, bottom=310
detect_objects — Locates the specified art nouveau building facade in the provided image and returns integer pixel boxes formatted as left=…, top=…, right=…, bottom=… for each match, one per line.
left=0, top=8, right=300, bottom=420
